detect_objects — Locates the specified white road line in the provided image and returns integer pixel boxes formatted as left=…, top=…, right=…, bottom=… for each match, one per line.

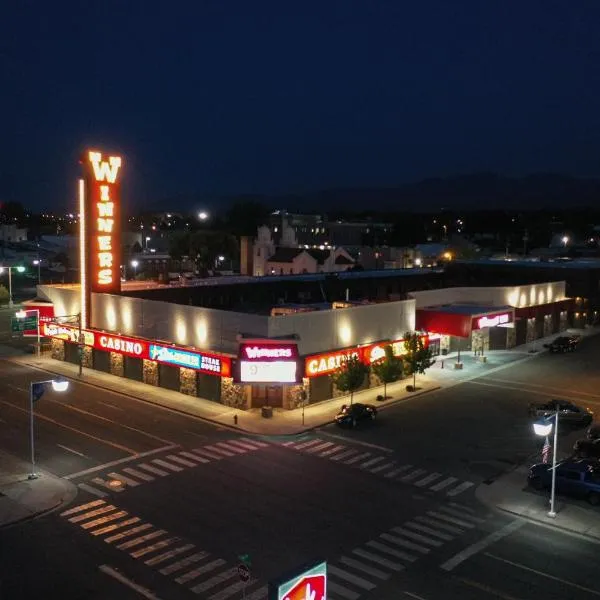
left=68, top=505, right=117, bottom=523
left=378, top=534, right=427, bottom=556
left=385, top=465, right=413, bottom=478
left=175, top=559, right=226, bottom=584
left=117, top=529, right=166, bottom=551
left=191, top=567, right=238, bottom=594
left=60, top=499, right=105, bottom=517
left=328, top=565, right=376, bottom=590
left=440, top=520, right=525, bottom=571
left=209, top=578, right=258, bottom=600
left=152, top=458, right=183, bottom=472
left=104, top=523, right=153, bottom=544
left=370, top=538, right=420, bottom=561
left=414, top=473, right=442, bottom=487
left=369, top=462, right=396, bottom=474
left=57, top=443, right=87, bottom=458
left=404, top=522, right=453, bottom=541
left=91, top=476, right=124, bottom=492
left=415, top=516, right=464, bottom=535
left=330, top=449, right=357, bottom=461
left=428, top=511, right=475, bottom=529
left=131, top=537, right=179, bottom=559
left=98, top=401, right=124, bottom=411
left=99, top=565, right=163, bottom=600
left=391, top=527, right=443, bottom=547
left=108, top=472, right=140, bottom=487
left=292, top=439, right=323, bottom=450
left=339, top=557, right=390, bottom=580
left=138, top=463, right=169, bottom=476
left=306, top=441, right=335, bottom=454
left=404, top=592, right=428, bottom=600
left=326, top=580, right=360, bottom=600
left=64, top=444, right=179, bottom=480
left=205, top=444, right=235, bottom=457
left=240, top=437, right=268, bottom=447
left=165, top=454, right=197, bottom=467
left=439, top=506, right=485, bottom=523
left=216, top=441, right=246, bottom=454
left=352, top=548, right=405, bottom=571
left=319, top=431, right=395, bottom=452
left=81, top=510, right=129, bottom=530
left=184, top=429, right=209, bottom=440
left=78, top=483, right=108, bottom=498
left=226, top=439, right=261, bottom=451
left=180, top=450, right=210, bottom=464
left=429, top=476, right=458, bottom=491
left=449, top=501, right=477, bottom=513
left=484, top=552, right=600, bottom=597
left=343, top=452, right=371, bottom=465
left=360, top=456, right=386, bottom=469
left=91, top=517, right=141, bottom=536
left=193, top=447, right=224, bottom=460
left=320, top=445, right=346, bottom=457
left=400, top=469, right=427, bottom=482
left=446, top=481, right=474, bottom=497
left=160, top=551, right=210, bottom=575
left=144, top=543, right=195, bottom=566
left=123, top=467, right=155, bottom=482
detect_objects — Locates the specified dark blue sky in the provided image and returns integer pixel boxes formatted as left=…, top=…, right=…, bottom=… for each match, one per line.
left=2, top=0, right=600, bottom=212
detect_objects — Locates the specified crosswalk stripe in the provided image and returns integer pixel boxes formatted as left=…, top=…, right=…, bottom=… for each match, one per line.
left=293, top=439, right=323, bottom=450
left=226, top=439, right=262, bottom=451
left=138, top=463, right=169, bottom=476
left=91, top=516, right=140, bottom=536
left=320, top=445, right=346, bottom=457
left=152, top=458, right=183, bottom=472
left=216, top=442, right=246, bottom=454
left=123, top=467, right=154, bottom=482
left=415, top=516, right=464, bottom=535
left=61, top=499, right=105, bottom=517
left=193, top=448, right=224, bottom=460
left=81, top=510, right=128, bottom=530
left=104, top=523, right=153, bottom=544
left=145, top=543, right=195, bottom=566
left=369, top=462, right=396, bottom=474
left=400, top=468, right=427, bottom=482
left=107, top=472, right=140, bottom=487
left=68, top=505, right=117, bottom=523
left=77, top=483, right=108, bottom=498
left=343, top=452, right=371, bottom=465
left=326, top=580, right=360, bottom=600
left=190, top=566, right=238, bottom=594
left=446, top=481, right=474, bottom=497
left=384, top=465, right=412, bottom=478
left=159, top=551, right=210, bottom=575
left=131, top=536, right=179, bottom=558
left=117, top=529, right=166, bottom=550
left=240, top=437, right=268, bottom=447
left=180, top=451, right=209, bottom=464
left=360, top=456, right=386, bottom=469
left=280, top=440, right=296, bottom=447
left=330, top=449, right=357, bottom=461
left=306, top=441, right=334, bottom=454
left=449, top=501, right=476, bottom=513
left=328, top=565, right=376, bottom=590
left=404, top=521, right=453, bottom=541
left=427, top=511, right=474, bottom=529
left=208, top=578, right=257, bottom=600
left=91, top=477, right=124, bottom=491
left=439, top=506, right=485, bottom=523
left=206, top=445, right=235, bottom=457
left=429, top=476, right=458, bottom=491
left=166, top=454, right=197, bottom=467
left=414, top=472, right=443, bottom=487
left=367, top=534, right=419, bottom=562
left=175, top=559, right=225, bottom=584
left=352, top=548, right=405, bottom=571
left=244, top=585, right=268, bottom=600
left=339, top=556, right=390, bottom=580
left=377, top=534, right=425, bottom=557
left=391, top=526, right=443, bottom=547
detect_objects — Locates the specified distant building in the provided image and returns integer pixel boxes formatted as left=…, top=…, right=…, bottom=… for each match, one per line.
left=0, top=224, right=27, bottom=243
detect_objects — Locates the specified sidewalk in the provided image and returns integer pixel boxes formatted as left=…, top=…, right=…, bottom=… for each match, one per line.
left=0, top=449, right=78, bottom=530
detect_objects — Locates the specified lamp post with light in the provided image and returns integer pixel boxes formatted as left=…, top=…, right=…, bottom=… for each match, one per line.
left=533, top=412, right=559, bottom=517
left=33, top=259, right=41, bottom=284
left=28, top=378, right=70, bottom=479
left=198, top=211, right=209, bottom=222
left=562, top=236, right=569, bottom=248
left=0, top=265, right=26, bottom=307
left=131, top=259, right=139, bottom=279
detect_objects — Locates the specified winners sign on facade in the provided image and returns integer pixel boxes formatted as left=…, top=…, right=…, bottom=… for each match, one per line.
left=269, top=561, right=327, bottom=600
left=80, top=150, right=123, bottom=327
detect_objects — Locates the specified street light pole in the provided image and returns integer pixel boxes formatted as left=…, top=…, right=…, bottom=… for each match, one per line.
left=8, top=266, right=13, bottom=308
left=29, top=382, right=35, bottom=479
left=78, top=312, right=83, bottom=377
left=548, top=410, right=559, bottom=518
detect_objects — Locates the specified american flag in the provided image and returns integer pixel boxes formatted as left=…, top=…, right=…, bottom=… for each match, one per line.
left=542, top=437, right=551, bottom=464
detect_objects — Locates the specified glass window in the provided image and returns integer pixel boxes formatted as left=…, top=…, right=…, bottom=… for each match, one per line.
left=559, top=470, right=580, bottom=480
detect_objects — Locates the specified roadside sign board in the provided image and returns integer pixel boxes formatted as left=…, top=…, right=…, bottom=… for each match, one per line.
left=11, top=317, right=37, bottom=332
left=238, top=564, right=251, bottom=582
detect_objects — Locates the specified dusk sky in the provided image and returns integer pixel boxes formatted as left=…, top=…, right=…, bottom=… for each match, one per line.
left=2, top=1, right=600, bottom=212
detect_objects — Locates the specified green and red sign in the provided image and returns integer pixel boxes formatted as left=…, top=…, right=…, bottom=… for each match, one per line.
left=270, top=561, right=326, bottom=600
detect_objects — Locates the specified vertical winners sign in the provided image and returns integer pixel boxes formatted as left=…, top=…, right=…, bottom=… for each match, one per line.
left=79, top=150, right=123, bottom=327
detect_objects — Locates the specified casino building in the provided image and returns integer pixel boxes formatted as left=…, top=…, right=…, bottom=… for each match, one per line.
left=26, top=149, right=578, bottom=413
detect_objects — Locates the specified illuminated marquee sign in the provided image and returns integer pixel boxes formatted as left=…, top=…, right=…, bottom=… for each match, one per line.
left=473, top=312, right=512, bottom=330
left=305, top=349, right=361, bottom=377
left=237, top=341, right=299, bottom=383
left=269, top=561, right=327, bottom=600
left=98, top=334, right=145, bottom=358
left=42, top=322, right=95, bottom=346
left=149, top=344, right=225, bottom=375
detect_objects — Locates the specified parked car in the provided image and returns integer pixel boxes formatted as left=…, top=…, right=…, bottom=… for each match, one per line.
left=528, top=459, right=600, bottom=505
left=588, top=424, right=600, bottom=440
left=334, top=403, right=377, bottom=428
left=544, top=335, right=581, bottom=353
left=574, top=438, right=600, bottom=459
left=528, top=399, right=593, bottom=428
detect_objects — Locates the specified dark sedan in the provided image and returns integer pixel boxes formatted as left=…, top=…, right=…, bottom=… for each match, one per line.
left=528, top=399, right=593, bottom=428
left=335, top=403, right=377, bottom=428
left=574, top=438, right=600, bottom=459
left=528, top=459, right=600, bottom=505
left=544, top=335, right=581, bottom=353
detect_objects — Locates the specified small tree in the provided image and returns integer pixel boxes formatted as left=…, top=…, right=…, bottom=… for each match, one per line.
left=403, top=332, right=435, bottom=390
left=372, top=344, right=403, bottom=399
left=331, top=355, right=369, bottom=405
left=0, top=284, right=8, bottom=306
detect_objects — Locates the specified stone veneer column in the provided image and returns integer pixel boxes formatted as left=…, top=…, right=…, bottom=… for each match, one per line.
left=110, top=352, right=124, bottom=377
left=143, top=359, right=159, bottom=386
left=51, top=339, right=65, bottom=361
left=179, top=367, right=198, bottom=397
left=221, top=377, right=249, bottom=409
left=284, top=379, right=311, bottom=410
left=82, top=346, right=93, bottom=368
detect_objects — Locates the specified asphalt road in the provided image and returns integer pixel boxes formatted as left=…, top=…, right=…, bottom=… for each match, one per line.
left=1, top=335, right=600, bottom=599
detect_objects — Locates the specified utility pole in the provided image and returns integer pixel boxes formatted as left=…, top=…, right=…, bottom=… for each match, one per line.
left=78, top=312, right=83, bottom=377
